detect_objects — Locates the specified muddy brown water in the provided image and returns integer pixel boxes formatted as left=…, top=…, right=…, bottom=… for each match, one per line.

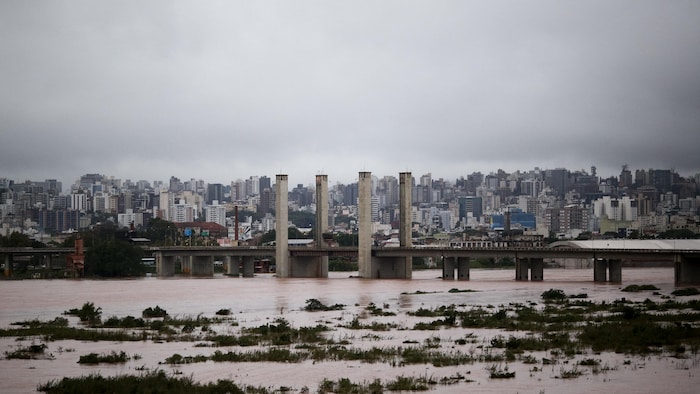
left=1, top=268, right=697, bottom=393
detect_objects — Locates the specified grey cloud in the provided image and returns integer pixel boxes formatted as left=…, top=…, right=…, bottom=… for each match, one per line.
left=1, top=1, right=699, bottom=187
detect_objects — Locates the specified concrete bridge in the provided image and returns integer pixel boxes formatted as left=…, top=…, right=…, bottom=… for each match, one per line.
left=148, top=242, right=700, bottom=284
left=4, top=242, right=700, bottom=284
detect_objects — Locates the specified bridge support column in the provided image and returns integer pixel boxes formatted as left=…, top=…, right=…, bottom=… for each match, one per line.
left=370, top=256, right=410, bottom=279
left=593, top=259, right=622, bottom=282
left=181, top=256, right=192, bottom=275
left=191, top=256, right=213, bottom=277
left=530, top=258, right=544, bottom=281
left=289, top=256, right=328, bottom=278
left=594, top=259, right=607, bottom=282
left=457, top=257, right=470, bottom=280
left=226, top=256, right=240, bottom=277
left=242, top=256, right=255, bottom=277
left=156, top=253, right=175, bottom=277
left=608, top=259, right=622, bottom=282
left=515, top=258, right=529, bottom=281
left=675, top=255, right=700, bottom=285
left=442, top=256, right=455, bottom=280
left=3, top=254, right=11, bottom=277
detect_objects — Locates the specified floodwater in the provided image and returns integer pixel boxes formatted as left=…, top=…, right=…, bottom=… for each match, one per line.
left=1, top=268, right=698, bottom=393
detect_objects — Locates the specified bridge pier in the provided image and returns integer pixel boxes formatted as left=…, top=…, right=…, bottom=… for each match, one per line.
left=594, top=259, right=607, bottom=282
left=457, top=257, right=470, bottom=280
left=191, top=256, right=213, bottom=277
left=530, top=258, right=544, bottom=281
left=156, top=253, right=176, bottom=277
left=226, top=256, right=240, bottom=277
left=242, top=256, right=255, bottom=277
left=442, top=257, right=456, bottom=280
left=516, top=258, right=529, bottom=280
left=609, top=259, right=622, bottom=282
left=370, top=256, right=411, bottom=279
left=289, top=256, right=328, bottom=277
left=515, top=258, right=544, bottom=281
left=181, top=257, right=192, bottom=275
left=3, top=254, right=11, bottom=277
left=675, top=255, right=700, bottom=285
left=593, top=258, right=622, bottom=283
left=442, top=256, right=470, bottom=280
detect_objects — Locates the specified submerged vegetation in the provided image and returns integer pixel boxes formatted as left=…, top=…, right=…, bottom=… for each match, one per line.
left=37, top=371, right=255, bottom=393
left=2, top=287, right=699, bottom=391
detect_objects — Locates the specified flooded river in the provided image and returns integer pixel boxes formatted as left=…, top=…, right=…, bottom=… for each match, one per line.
left=1, top=268, right=698, bottom=393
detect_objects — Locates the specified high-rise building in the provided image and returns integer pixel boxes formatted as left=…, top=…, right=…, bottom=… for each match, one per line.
left=207, top=183, right=224, bottom=205
left=231, top=180, right=245, bottom=201
left=619, top=165, right=633, bottom=188
left=458, top=196, right=483, bottom=221
left=172, top=199, right=195, bottom=223
left=377, top=176, right=399, bottom=206
left=169, top=176, right=183, bottom=192
left=593, top=196, right=638, bottom=222
left=69, top=191, right=87, bottom=212
left=545, top=168, right=570, bottom=197
left=259, top=188, right=274, bottom=214
left=205, top=200, right=227, bottom=227
left=371, top=195, right=380, bottom=221
left=259, top=176, right=271, bottom=193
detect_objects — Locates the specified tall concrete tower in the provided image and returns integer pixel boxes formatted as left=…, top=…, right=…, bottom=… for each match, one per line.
left=315, top=175, right=329, bottom=246
left=399, top=172, right=413, bottom=278
left=275, top=174, right=289, bottom=277
left=315, top=175, right=329, bottom=277
left=358, top=171, right=372, bottom=278
left=399, top=172, right=412, bottom=248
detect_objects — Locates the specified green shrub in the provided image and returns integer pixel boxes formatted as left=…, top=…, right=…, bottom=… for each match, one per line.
left=142, top=306, right=168, bottom=318
left=541, top=289, right=567, bottom=301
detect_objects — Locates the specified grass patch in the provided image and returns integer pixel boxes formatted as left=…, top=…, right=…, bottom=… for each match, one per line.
left=38, top=370, right=262, bottom=393
left=304, top=298, right=345, bottom=312
left=622, top=284, right=660, bottom=292
left=672, top=288, right=700, bottom=297
left=78, top=351, right=131, bottom=364
left=487, top=364, right=515, bottom=379
left=448, top=288, right=476, bottom=293
left=64, top=302, right=102, bottom=325
left=5, top=343, right=51, bottom=360
left=558, top=365, right=585, bottom=379
left=541, top=289, right=567, bottom=302
left=142, top=305, right=168, bottom=318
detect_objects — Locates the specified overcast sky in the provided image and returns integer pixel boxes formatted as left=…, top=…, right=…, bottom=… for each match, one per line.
left=2, top=1, right=699, bottom=190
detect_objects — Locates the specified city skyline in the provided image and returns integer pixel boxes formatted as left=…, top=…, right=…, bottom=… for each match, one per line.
left=2, top=2, right=700, bottom=188
left=2, top=162, right=699, bottom=195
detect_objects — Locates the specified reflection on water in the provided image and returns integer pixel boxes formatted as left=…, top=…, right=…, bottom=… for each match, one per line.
left=0, top=268, right=697, bottom=393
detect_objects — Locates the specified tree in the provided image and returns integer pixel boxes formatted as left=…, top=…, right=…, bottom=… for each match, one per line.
left=142, top=218, right=178, bottom=245
left=658, top=229, right=698, bottom=239
left=288, top=211, right=315, bottom=228
left=0, top=232, right=42, bottom=247
left=288, top=227, right=308, bottom=239
left=335, top=233, right=358, bottom=247
left=85, top=239, right=145, bottom=277
left=259, top=228, right=310, bottom=245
